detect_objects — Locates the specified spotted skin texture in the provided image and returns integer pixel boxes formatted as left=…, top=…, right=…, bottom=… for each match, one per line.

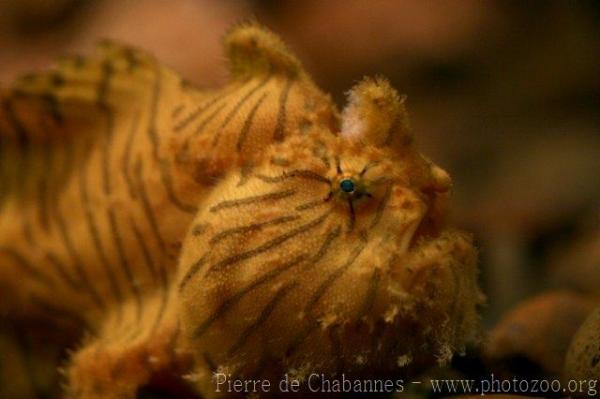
left=0, top=24, right=480, bottom=399
left=565, top=307, right=600, bottom=383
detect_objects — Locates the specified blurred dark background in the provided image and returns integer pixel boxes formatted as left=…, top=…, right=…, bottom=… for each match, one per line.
left=1, top=0, right=599, bottom=325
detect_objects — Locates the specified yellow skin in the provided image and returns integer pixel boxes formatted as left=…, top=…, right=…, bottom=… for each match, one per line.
left=0, top=24, right=481, bottom=398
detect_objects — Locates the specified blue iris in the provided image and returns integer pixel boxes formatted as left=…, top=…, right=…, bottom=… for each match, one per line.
left=340, top=179, right=355, bottom=193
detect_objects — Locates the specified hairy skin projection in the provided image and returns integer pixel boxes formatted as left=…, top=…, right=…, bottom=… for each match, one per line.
left=0, top=24, right=482, bottom=398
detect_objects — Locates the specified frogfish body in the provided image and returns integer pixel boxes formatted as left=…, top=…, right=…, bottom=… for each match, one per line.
left=0, top=24, right=482, bottom=398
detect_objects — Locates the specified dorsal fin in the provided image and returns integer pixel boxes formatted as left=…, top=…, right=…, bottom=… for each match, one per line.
left=0, top=41, right=163, bottom=144
left=224, top=22, right=304, bottom=80
left=0, top=41, right=195, bottom=208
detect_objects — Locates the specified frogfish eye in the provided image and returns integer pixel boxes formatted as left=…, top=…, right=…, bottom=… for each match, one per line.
left=340, top=178, right=355, bottom=193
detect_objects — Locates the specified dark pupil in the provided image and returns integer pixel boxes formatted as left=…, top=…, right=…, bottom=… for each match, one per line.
left=340, top=179, right=355, bottom=193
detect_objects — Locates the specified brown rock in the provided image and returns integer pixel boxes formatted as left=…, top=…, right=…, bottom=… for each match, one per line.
left=565, top=307, right=600, bottom=380
left=484, top=290, right=597, bottom=377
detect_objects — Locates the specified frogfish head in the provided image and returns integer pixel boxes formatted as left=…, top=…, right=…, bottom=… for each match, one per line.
left=177, top=77, right=482, bottom=393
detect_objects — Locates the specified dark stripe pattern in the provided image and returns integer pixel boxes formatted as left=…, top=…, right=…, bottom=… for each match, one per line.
left=255, top=170, right=331, bottom=185
left=209, top=189, right=296, bottom=213
left=273, top=79, right=294, bottom=142
left=193, top=254, right=307, bottom=339
left=211, top=75, right=272, bottom=148
left=236, top=92, right=269, bottom=151
left=206, top=210, right=330, bottom=274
